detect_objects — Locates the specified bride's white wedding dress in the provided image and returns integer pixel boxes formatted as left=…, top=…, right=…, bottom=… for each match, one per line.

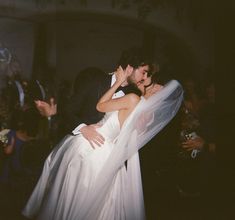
left=23, top=111, right=129, bottom=220
left=23, top=80, right=184, bottom=220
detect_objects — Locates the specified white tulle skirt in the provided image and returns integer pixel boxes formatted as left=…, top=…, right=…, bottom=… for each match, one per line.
left=22, top=134, right=128, bottom=220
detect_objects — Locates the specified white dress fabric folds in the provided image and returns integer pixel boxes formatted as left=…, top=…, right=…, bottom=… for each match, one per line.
left=22, top=80, right=183, bottom=220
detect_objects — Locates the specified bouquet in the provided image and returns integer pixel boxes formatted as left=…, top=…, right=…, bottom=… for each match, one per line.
left=0, top=129, right=10, bottom=147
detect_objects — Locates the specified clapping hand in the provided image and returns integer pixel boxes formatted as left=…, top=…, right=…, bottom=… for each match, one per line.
left=35, top=98, right=57, bottom=117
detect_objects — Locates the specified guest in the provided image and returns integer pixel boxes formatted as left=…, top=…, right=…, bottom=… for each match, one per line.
left=0, top=108, right=39, bottom=187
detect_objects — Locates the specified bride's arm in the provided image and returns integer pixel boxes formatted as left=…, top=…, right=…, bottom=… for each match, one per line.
left=96, top=66, right=140, bottom=113
left=97, top=93, right=140, bottom=113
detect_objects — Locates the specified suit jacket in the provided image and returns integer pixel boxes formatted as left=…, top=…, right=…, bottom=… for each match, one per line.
left=6, top=80, right=23, bottom=111
left=28, top=79, right=56, bottom=103
left=61, top=72, right=111, bottom=134
left=59, top=72, right=140, bottom=138
left=28, top=80, right=46, bottom=102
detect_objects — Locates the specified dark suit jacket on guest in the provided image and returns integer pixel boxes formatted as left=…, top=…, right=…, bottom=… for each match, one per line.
left=6, top=80, right=22, bottom=111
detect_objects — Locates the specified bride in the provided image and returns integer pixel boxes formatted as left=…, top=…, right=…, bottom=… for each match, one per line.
left=22, top=66, right=183, bottom=220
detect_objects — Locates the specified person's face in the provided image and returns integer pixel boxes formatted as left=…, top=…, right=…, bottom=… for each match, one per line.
left=127, top=65, right=149, bottom=86
left=137, top=76, right=152, bottom=94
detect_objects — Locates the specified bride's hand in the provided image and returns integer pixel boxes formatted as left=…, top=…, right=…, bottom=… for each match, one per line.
left=147, top=84, right=163, bottom=97
left=115, top=65, right=133, bottom=85
left=152, top=84, right=163, bottom=93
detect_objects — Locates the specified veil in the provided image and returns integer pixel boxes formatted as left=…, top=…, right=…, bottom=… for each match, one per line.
left=78, top=80, right=184, bottom=219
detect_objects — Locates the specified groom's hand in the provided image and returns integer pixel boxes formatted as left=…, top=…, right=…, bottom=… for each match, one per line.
left=80, top=125, right=105, bottom=149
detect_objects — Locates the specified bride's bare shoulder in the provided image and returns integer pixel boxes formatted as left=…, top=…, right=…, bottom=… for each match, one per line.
left=125, top=93, right=141, bottom=105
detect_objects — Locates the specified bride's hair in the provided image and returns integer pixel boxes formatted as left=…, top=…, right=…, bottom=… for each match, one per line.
left=142, top=63, right=170, bottom=95
left=148, top=63, right=171, bottom=84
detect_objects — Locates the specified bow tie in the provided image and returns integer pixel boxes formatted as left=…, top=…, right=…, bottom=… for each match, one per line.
left=116, top=86, right=125, bottom=93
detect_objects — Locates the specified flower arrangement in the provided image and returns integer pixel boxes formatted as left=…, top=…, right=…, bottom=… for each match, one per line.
left=0, top=129, right=10, bottom=147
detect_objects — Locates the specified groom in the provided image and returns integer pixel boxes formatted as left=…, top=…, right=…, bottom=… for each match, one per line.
left=35, top=47, right=151, bottom=147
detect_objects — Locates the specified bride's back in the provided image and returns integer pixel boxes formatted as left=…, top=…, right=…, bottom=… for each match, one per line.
left=96, top=111, right=121, bottom=142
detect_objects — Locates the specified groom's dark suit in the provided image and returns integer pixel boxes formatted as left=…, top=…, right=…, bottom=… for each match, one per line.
left=62, top=70, right=111, bottom=135
left=58, top=68, right=140, bottom=139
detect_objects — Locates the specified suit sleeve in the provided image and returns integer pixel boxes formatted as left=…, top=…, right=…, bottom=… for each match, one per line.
left=61, top=75, right=109, bottom=135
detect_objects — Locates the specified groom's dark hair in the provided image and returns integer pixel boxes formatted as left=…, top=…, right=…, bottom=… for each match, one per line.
left=117, top=46, right=151, bottom=69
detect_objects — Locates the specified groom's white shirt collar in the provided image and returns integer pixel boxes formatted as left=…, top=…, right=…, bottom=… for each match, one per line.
left=111, top=73, right=116, bottom=87
left=111, top=74, right=125, bottom=99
